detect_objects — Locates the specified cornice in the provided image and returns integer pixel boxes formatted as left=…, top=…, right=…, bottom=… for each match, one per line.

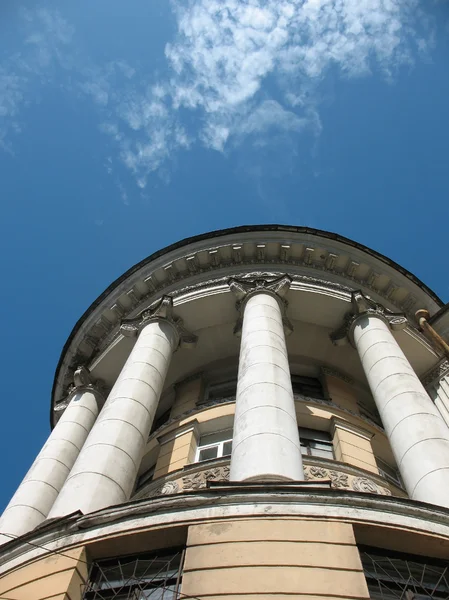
left=2, top=486, right=449, bottom=575
left=51, top=226, right=443, bottom=421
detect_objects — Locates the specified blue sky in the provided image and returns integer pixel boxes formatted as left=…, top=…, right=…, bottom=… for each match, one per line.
left=0, top=0, right=449, bottom=512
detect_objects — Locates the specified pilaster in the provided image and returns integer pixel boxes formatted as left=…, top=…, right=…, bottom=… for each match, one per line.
left=331, top=417, right=379, bottom=475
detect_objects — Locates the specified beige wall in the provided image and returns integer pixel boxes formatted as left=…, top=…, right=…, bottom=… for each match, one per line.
left=332, top=417, right=379, bottom=475
left=325, top=374, right=359, bottom=412
left=182, top=518, right=370, bottom=599
left=0, top=547, right=87, bottom=600
left=154, top=422, right=199, bottom=478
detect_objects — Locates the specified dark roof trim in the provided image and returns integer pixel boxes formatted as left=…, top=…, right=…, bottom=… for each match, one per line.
left=51, top=224, right=443, bottom=415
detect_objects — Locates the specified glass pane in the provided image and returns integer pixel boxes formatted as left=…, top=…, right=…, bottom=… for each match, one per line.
left=222, top=441, right=232, bottom=456
left=299, top=428, right=332, bottom=442
left=311, top=447, right=334, bottom=459
left=198, top=446, right=218, bottom=461
left=200, top=429, right=233, bottom=446
left=291, top=376, right=324, bottom=399
left=310, top=441, right=334, bottom=459
left=207, top=381, right=237, bottom=400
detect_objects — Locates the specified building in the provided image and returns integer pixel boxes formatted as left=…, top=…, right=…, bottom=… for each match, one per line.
left=1, top=224, right=449, bottom=599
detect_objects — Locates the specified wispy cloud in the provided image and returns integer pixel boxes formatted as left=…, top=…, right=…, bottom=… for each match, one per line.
left=0, top=1, right=437, bottom=188
left=96, top=0, right=433, bottom=187
left=0, top=7, right=74, bottom=152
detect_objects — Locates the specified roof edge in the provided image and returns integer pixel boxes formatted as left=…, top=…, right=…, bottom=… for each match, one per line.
left=51, top=224, right=443, bottom=422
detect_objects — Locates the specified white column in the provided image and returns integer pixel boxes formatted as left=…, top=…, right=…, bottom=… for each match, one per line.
left=352, top=313, right=449, bottom=508
left=49, top=318, right=179, bottom=517
left=230, top=289, right=304, bottom=482
left=0, top=384, right=100, bottom=542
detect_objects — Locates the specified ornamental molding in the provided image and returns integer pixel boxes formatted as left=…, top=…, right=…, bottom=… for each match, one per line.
left=421, top=359, right=449, bottom=388
left=228, top=274, right=293, bottom=335
left=330, top=290, right=408, bottom=346
left=120, top=295, right=198, bottom=350
left=4, top=487, right=449, bottom=571
left=133, top=457, right=393, bottom=502
left=330, top=416, right=374, bottom=441
left=57, top=230, right=425, bottom=402
left=320, top=366, right=354, bottom=385
left=54, top=366, right=106, bottom=422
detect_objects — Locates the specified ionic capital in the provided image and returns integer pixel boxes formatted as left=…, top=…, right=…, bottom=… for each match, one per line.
left=120, top=295, right=197, bottom=349
left=330, top=290, right=408, bottom=346
left=54, top=366, right=106, bottom=422
left=228, top=274, right=293, bottom=336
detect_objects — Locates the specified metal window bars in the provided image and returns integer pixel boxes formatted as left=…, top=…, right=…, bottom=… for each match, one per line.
left=360, top=547, right=449, bottom=599
left=82, top=549, right=185, bottom=600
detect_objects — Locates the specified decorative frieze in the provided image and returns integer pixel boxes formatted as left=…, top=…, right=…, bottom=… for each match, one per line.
left=320, top=366, right=354, bottom=385
left=134, top=458, right=395, bottom=501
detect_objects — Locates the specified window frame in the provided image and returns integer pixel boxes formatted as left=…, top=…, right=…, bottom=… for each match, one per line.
left=202, top=379, right=238, bottom=403
left=291, top=375, right=326, bottom=400
left=299, top=427, right=334, bottom=460
left=195, top=429, right=233, bottom=463
left=136, top=464, right=156, bottom=490
left=375, top=456, right=403, bottom=488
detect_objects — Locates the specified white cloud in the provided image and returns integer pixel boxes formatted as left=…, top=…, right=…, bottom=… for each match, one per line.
left=0, top=1, right=437, bottom=189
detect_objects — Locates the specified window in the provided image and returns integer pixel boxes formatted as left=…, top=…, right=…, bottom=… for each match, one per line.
left=195, top=429, right=233, bottom=462
left=150, top=408, right=171, bottom=434
left=376, top=457, right=403, bottom=488
left=136, top=464, right=156, bottom=490
left=299, top=428, right=334, bottom=460
left=358, top=400, right=382, bottom=427
left=204, top=380, right=237, bottom=402
left=360, top=546, right=449, bottom=599
left=83, top=548, right=184, bottom=600
left=291, top=376, right=325, bottom=400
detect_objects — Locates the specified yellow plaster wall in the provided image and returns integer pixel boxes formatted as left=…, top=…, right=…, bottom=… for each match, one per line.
left=325, top=375, right=359, bottom=412
left=181, top=518, right=370, bottom=599
left=0, top=547, right=87, bottom=600
left=154, top=425, right=198, bottom=478
left=332, top=419, right=379, bottom=475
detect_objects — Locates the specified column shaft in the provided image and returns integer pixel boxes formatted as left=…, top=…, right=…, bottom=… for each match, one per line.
left=353, top=315, right=449, bottom=507
left=48, top=320, right=177, bottom=517
left=0, top=388, right=99, bottom=541
left=230, top=292, right=304, bottom=482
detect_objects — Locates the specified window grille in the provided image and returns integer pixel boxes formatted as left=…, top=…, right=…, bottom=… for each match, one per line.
left=360, top=546, right=449, bottom=599
left=82, top=548, right=184, bottom=600
left=195, top=429, right=233, bottom=462
left=299, top=428, right=334, bottom=460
